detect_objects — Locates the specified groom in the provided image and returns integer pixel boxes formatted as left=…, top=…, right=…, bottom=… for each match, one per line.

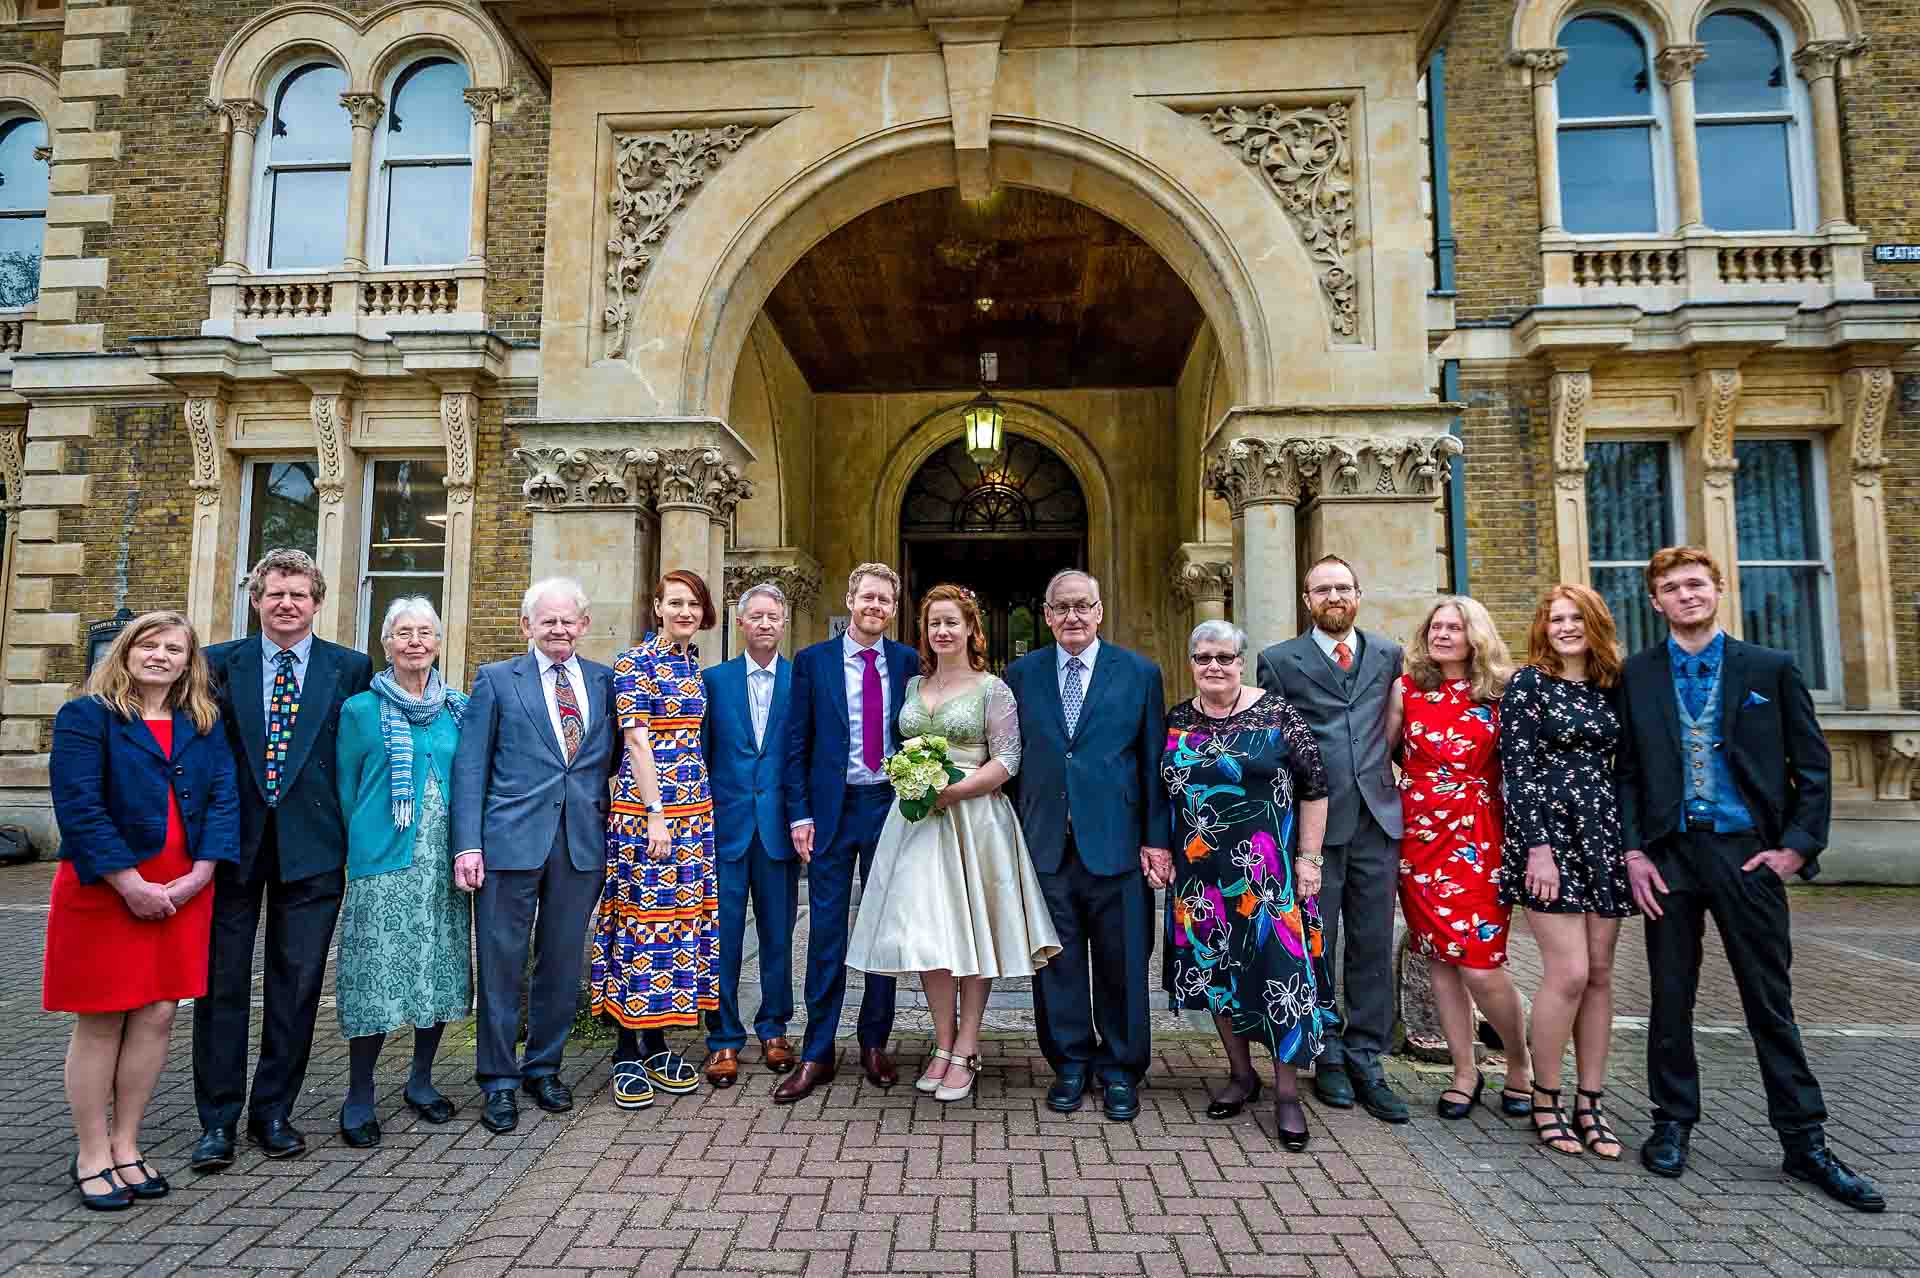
left=1004, top=569, right=1170, bottom=1121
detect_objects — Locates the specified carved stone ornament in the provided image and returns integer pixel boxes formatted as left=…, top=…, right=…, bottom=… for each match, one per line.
left=185, top=396, right=229, bottom=508
left=1876, top=731, right=1920, bottom=801
left=339, top=93, right=385, bottom=130
left=32, top=144, right=50, bottom=163
left=1206, top=435, right=1309, bottom=513
left=462, top=87, right=506, bottom=124
left=513, top=446, right=650, bottom=508
left=1169, top=553, right=1233, bottom=606
left=1696, top=367, right=1741, bottom=490
left=640, top=446, right=753, bottom=514
left=1656, top=45, right=1710, bottom=85
left=1296, top=434, right=1464, bottom=499
left=1843, top=365, right=1891, bottom=488
left=441, top=392, right=477, bottom=505
left=0, top=422, right=24, bottom=511
left=1793, top=38, right=1869, bottom=82
left=310, top=393, right=352, bottom=506
left=1550, top=370, right=1591, bottom=492
left=724, top=563, right=823, bottom=616
left=209, top=99, right=267, bottom=136
left=1507, top=48, right=1570, bottom=81
left=1199, top=102, right=1358, bottom=339
left=603, top=126, right=758, bottom=359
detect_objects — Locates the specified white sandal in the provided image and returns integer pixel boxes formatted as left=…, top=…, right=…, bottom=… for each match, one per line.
left=934, top=1053, right=982, bottom=1103
left=915, top=1047, right=960, bottom=1094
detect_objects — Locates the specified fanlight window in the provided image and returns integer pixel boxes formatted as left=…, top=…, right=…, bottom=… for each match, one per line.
left=0, top=114, right=48, bottom=307
left=260, top=62, right=352, bottom=269
left=902, top=434, right=1088, bottom=535
left=376, top=57, right=472, bottom=266
left=1557, top=14, right=1662, bottom=233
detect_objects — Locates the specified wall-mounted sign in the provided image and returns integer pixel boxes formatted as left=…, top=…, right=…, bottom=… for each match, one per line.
left=828, top=615, right=850, bottom=638
left=1873, top=244, right=1920, bottom=263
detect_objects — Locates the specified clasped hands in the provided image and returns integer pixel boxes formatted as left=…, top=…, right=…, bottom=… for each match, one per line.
left=112, top=860, right=216, bottom=920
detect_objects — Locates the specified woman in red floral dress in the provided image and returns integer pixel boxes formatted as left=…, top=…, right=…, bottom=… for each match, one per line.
left=1386, top=596, right=1534, bottom=1122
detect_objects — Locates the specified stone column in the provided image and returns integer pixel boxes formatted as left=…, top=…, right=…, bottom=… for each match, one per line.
left=1685, top=363, right=1743, bottom=634
left=1831, top=365, right=1900, bottom=708
left=182, top=383, right=242, bottom=642
left=306, top=380, right=366, bottom=648
left=214, top=101, right=266, bottom=273
left=724, top=549, right=825, bottom=658
left=642, top=446, right=754, bottom=664
left=1794, top=41, right=1867, bottom=231
left=438, top=387, right=478, bottom=685
left=1204, top=437, right=1304, bottom=653
left=1510, top=49, right=1569, bottom=234
left=1168, top=543, right=1233, bottom=694
left=1657, top=46, right=1709, bottom=231
left=707, top=513, right=730, bottom=659
left=461, top=88, right=502, bottom=265
left=339, top=93, right=384, bottom=270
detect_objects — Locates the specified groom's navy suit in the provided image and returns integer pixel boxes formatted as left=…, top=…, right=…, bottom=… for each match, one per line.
left=784, top=633, right=915, bottom=1064
left=1004, top=640, right=1169, bottom=1084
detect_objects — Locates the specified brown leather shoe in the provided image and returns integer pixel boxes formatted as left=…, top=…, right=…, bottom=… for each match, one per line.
left=861, top=1046, right=898, bottom=1088
left=771, top=1059, right=835, bottom=1104
left=703, top=1049, right=739, bottom=1088
left=760, top=1037, right=796, bottom=1074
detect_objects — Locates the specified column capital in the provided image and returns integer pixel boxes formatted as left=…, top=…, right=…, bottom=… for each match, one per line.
left=1205, top=435, right=1310, bottom=513
left=642, top=446, right=754, bottom=516
left=308, top=385, right=359, bottom=507
left=724, top=548, right=825, bottom=616
left=1169, top=543, right=1233, bottom=606
left=1656, top=44, right=1709, bottom=85
left=510, top=416, right=759, bottom=512
left=514, top=446, right=650, bottom=509
left=184, top=391, right=233, bottom=509
left=1299, top=434, right=1463, bottom=501
left=462, top=86, right=507, bottom=124
left=209, top=98, right=266, bottom=136
left=1793, top=38, right=1868, bottom=82
left=339, top=92, right=385, bottom=130
left=1507, top=47, right=1569, bottom=83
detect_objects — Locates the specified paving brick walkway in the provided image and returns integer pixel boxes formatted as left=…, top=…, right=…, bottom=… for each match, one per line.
left=1, top=861, right=1914, bottom=1277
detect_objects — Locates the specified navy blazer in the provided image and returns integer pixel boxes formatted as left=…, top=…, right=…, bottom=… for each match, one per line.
left=205, top=635, right=374, bottom=883
left=783, top=636, right=916, bottom=850
left=1003, top=642, right=1170, bottom=878
left=702, top=653, right=794, bottom=864
left=50, top=696, right=241, bottom=884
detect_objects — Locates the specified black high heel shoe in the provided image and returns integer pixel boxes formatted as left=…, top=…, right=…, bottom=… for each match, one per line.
left=1436, top=1071, right=1485, bottom=1120
left=1273, top=1097, right=1311, bottom=1152
left=1206, top=1074, right=1264, bottom=1120
left=70, top=1156, right=132, bottom=1212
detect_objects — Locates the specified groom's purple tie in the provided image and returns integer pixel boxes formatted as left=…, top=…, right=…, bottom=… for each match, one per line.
left=859, top=648, right=883, bottom=771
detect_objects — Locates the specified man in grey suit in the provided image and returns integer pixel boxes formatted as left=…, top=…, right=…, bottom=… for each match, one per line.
left=451, top=578, right=617, bottom=1135
left=1255, top=554, right=1409, bottom=1123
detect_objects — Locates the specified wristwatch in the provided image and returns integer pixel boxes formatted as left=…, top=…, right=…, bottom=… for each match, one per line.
left=645, top=799, right=665, bottom=816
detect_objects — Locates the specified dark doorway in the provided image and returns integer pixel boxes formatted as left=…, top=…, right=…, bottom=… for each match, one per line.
left=900, top=432, right=1088, bottom=672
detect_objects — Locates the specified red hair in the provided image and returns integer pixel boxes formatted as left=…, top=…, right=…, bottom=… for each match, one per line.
left=1644, top=545, right=1724, bottom=593
left=917, top=584, right=988, bottom=674
left=654, top=570, right=717, bottom=630
left=1527, top=584, right=1623, bottom=687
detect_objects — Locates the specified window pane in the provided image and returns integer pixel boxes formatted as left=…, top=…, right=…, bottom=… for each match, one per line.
left=1586, top=440, right=1674, bottom=559
left=1560, top=127, right=1658, bottom=233
left=1733, top=439, right=1816, bottom=559
left=0, top=214, right=42, bottom=306
left=1592, top=565, right=1665, bottom=655
left=1700, top=122, right=1793, bottom=230
left=270, top=63, right=350, bottom=165
left=1558, top=16, right=1652, bottom=119
left=0, top=117, right=49, bottom=212
left=268, top=167, right=349, bottom=269
left=384, top=162, right=471, bottom=265
left=244, top=461, right=320, bottom=637
left=367, top=458, right=448, bottom=573
left=387, top=58, right=471, bottom=158
left=366, top=575, right=446, bottom=666
left=1696, top=11, right=1787, bottom=114
left=1740, top=565, right=1826, bottom=690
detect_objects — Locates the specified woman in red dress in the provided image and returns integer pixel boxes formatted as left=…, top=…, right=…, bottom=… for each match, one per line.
left=1386, top=596, right=1534, bottom=1121
left=45, top=611, right=239, bottom=1210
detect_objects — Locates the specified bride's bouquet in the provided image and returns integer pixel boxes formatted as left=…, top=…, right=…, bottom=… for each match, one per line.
left=883, top=735, right=964, bottom=822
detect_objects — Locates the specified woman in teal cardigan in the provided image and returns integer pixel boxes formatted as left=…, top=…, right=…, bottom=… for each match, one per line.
left=333, top=597, right=470, bottom=1148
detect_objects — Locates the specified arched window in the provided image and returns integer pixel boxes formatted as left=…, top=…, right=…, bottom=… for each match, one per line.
left=0, top=114, right=47, bottom=307
left=373, top=56, right=471, bottom=266
left=1696, top=8, right=1803, bottom=230
left=256, top=61, right=351, bottom=270
left=1557, top=14, right=1666, bottom=233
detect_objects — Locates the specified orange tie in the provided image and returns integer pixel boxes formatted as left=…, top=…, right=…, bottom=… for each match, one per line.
left=1333, top=641, right=1354, bottom=671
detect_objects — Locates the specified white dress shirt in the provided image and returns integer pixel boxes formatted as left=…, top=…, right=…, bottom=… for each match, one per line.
left=1056, top=636, right=1101, bottom=702
left=1312, top=626, right=1357, bottom=667
left=746, top=651, right=778, bottom=750
left=534, top=647, right=588, bottom=758
left=259, top=632, right=315, bottom=725
left=843, top=630, right=891, bottom=786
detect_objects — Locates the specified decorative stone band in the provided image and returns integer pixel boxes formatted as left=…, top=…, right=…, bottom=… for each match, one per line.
left=514, top=443, right=755, bottom=514
left=1550, top=370, right=1590, bottom=492
left=1843, top=366, right=1891, bottom=488
left=1206, top=433, right=1461, bottom=514
left=723, top=560, right=825, bottom=617
left=0, top=421, right=24, bottom=512
left=440, top=392, right=476, bottom=503
left=185, top=395, right=229, bottom=508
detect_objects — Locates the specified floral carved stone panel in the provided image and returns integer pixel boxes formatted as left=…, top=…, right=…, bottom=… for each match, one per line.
left=603, top=126, right=757, bottom=360
left=1199, top=102, right=1358, bottom=340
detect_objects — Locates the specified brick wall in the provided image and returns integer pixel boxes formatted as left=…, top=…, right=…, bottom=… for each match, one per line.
left=1440, top=0, right=1542, bottom=323
left=1891, top=375, right=1919, bottom=710
left=0, top=27, right=61, bottom=75
left=1458, top=373, right=1550, bottom=649
left=1848, top=2, right=1920, bottom=301
left=464, top=397, right=532, bottom=671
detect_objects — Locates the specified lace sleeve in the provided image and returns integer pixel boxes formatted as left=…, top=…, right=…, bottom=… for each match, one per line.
left=985, top=676, right=1023, bottom=778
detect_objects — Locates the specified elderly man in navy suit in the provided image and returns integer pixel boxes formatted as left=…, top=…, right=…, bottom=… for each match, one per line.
left=1003, top=569, right=1170, bottom=1122
left=699, top=581, right=801, bottom=1087
left=776, top=563, right=915, bottom=1103
left=450, top=578, right=617, bottom=1135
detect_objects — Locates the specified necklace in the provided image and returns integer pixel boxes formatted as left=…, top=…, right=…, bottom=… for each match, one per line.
left=1197, top=688, right=1246, bottom=719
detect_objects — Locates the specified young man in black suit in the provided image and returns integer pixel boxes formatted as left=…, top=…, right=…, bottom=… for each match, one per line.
left=1618, top=546, right=1881, bottom=1212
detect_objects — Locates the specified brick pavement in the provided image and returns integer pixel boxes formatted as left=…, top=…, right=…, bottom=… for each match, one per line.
left=1, top=860, right=1915, bottom=1277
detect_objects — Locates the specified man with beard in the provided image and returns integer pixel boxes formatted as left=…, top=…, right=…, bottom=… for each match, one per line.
left=1254, top=555, right=1409, bottom=1123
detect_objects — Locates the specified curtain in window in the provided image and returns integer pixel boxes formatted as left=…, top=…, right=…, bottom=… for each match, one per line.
left=1735, top=439, right=1826, bottom=688
left=1586, top=440, right=1673, bottom=654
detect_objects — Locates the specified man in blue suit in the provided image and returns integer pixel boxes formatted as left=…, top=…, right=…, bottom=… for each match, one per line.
left=775, top=563, right=914, bottom=1102
left=699, top=581, right=801, bottom=1087
left=1003, top=569, right=1171, bottom=1122
left=450, top=578, right=617, bottom=1135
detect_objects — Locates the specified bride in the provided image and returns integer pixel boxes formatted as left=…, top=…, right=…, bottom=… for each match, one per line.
left=848, top=583, right=1060, bottom=1102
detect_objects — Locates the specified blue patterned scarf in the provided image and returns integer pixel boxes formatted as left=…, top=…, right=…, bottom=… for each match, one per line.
left=372, top=667, right=469, bottom=829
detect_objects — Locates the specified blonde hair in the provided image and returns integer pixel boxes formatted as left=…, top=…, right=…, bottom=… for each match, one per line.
left=1406, top=595, right=1512, bottom=703
left=247, top=548, right=328, bottom=604
left=846, top=562, right=900, bottom=600
left=84, top=611, right=221, bottom=734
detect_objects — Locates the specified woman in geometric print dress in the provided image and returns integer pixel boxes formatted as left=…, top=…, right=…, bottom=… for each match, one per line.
left=1385, top=595, right=1534, bottom=1122
left=1498, top=584, right=1632, bottom=1159
left=590, top=570, right=719, bottom=1110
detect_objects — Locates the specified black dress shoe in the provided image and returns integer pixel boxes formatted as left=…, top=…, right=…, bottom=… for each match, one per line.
left=338, top=1116, right=381, bottom=1149
left=1046, top=1070, right=1090, bottom=1114
left=1436, top=1072, right=1485, bottom=1120
left=1641, top=1120, right=1690, bottom=1178
left=247, top=1117, right=307, bottom=1160
left=189, top=1126, right=235, bottom=1173
left=479, top=1090, right=518, bottom=1134
left=1354, top=1074, right=1410, bottom=1124
left=1312, top=1064, right=1355, bottom=1109
left=1102, top=1080, right=1140, bottom=1122
left=1783, top=1145, right=1885, bottom=1213
left=1274, top=1098, right=1311, bottom=1153
left=522, top=1075, right=573, bottom=1113
left=1207, top=1074, right=1263, bottom=1120
left=405, top=1093, right=458, bottom=1125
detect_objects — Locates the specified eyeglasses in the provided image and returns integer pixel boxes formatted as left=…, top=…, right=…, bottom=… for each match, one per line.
left=1046, top=601, right=1101, bottom=618
left=1189, top=652, right=1241, bottom=667
left=1306, top=585, right=1359, bottom=600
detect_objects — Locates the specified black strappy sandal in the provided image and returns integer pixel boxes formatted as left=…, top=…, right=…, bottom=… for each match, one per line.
left=69, top=1156, right=132, bottom=1212
left=1574, top=1088, right=1623, bottom=1160
left=1531, top=1085, right=1582, bottom=1157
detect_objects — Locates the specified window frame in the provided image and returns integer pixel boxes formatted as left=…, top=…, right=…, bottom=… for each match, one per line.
left=249, top=59, right=353, bottom=275
left=1693, top=3, right=1816, bottom=233
left=1732, top=430, right=1842, bottom=701
left=233, top=454, right=324, bottom=640
left=367, top=53, right=473, bottom=270
left=1584, top=431, right=1685, bottom=649
left=0, top=110, right=48, bottom=310
left=1555, top=8, right=1679, bottom=237
left=356, top=453, right=450, bottom=659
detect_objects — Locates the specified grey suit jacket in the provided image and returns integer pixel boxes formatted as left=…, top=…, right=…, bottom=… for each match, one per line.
left=1256, top=629, right=1404, bottom=844
left=450, top=651, right=618, bottom=874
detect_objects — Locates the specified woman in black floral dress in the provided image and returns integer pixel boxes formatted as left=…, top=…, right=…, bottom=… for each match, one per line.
left=1498, top=584, right=1632, bottom=1160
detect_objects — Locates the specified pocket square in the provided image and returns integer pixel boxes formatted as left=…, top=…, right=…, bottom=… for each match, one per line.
left=1745, top=691, right=1770, bottom=707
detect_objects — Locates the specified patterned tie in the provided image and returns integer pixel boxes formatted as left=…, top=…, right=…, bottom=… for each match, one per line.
left=858, top=649, right=883, bottom=772
left=264, top=648, right=299, bottom=805
left=1062, top=655, right=1086, bottom=738
left=1333, top=641, right=1354, bottom=672
left=553, top=663, right=583, bottom=763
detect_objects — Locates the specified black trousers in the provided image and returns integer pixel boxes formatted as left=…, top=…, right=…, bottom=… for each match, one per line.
left=1033, top=833, right=1154, bottom=1084
left=193, top=816, right=344, bottom=1130
left=1643, top=829, right=1826, bottom=1138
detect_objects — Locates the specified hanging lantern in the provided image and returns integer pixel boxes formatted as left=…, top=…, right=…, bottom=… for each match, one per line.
left=962, top=389, right=1004, bottom=466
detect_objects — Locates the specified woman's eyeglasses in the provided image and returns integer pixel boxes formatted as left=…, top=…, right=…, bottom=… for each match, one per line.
left=1189, top=653, right=1240, bottom=667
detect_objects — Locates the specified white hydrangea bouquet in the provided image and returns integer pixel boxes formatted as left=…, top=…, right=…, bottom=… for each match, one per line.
left=884, top=735, right=964, bottom=822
